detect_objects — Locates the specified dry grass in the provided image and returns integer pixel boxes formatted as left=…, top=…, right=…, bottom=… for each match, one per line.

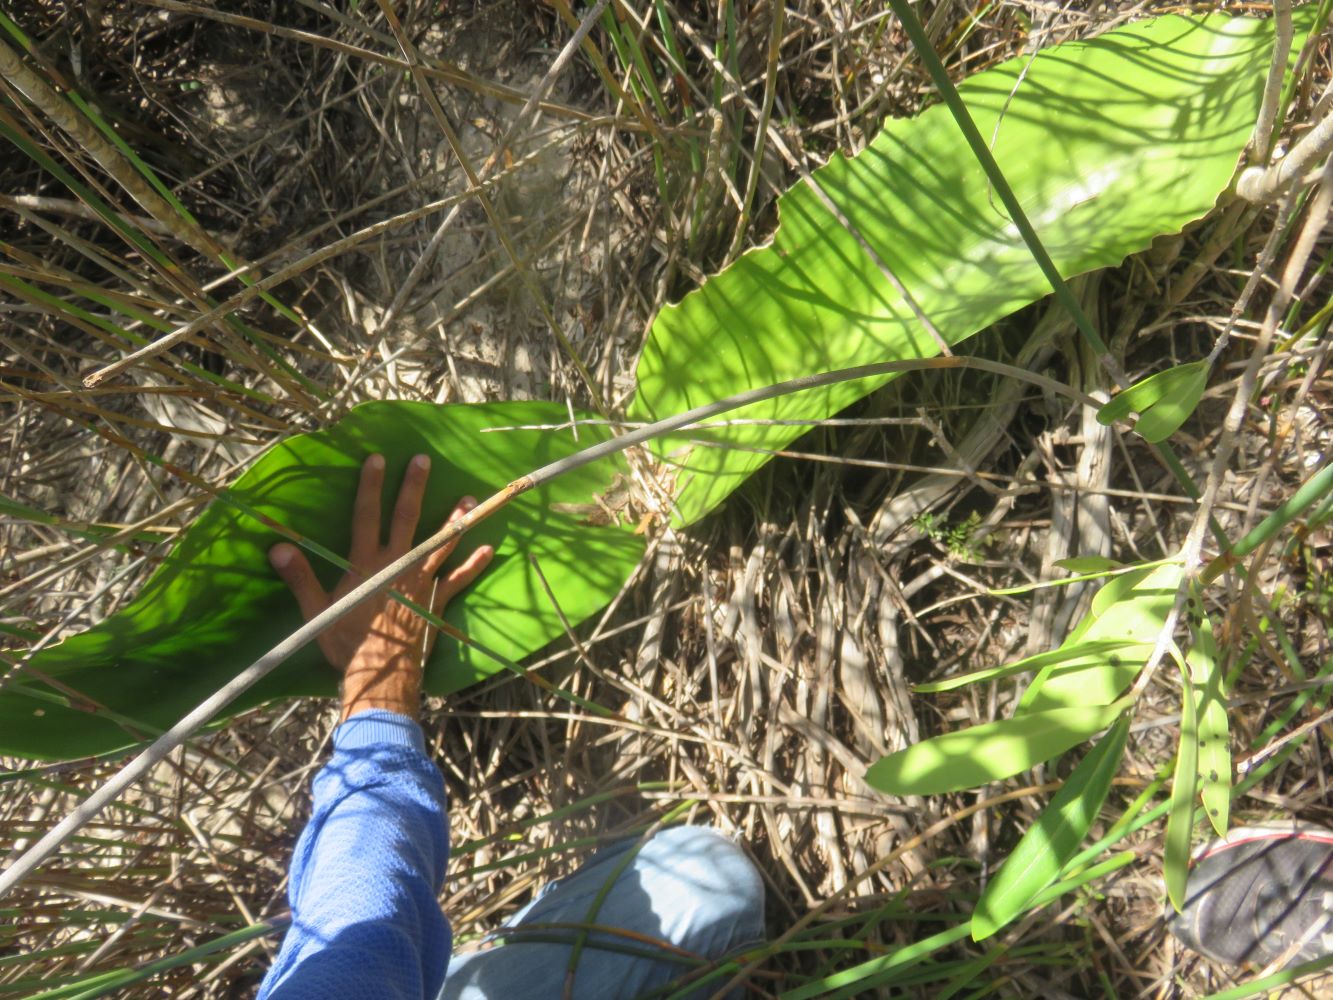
left=1, top=1, right=1331, bottom=997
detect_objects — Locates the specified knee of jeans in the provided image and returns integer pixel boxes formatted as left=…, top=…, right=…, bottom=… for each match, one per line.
left=635, top=826, right=765, bottom=949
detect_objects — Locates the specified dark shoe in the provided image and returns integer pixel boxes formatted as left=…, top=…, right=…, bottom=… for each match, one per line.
left=1167, top=825, right=1333, bottom=969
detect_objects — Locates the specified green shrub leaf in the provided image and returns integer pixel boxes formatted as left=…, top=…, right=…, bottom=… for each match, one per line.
left=630, top=14, right=1297, bottom=525
left=865, top=701, right=1128, bottom=796
left=1019, top=564, right=1182, bottom=713
left=1097, top=361, right=1209, bottom=443
left=972, top=716, right=1130, bottom=940
left=0, top=401, right=645, bottom=760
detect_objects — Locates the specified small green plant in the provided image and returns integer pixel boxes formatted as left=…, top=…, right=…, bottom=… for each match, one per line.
left=913, top=510, right=986, bottom=561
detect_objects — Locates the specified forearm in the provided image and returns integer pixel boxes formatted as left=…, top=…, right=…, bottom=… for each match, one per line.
left=340, top=649, right=422, bottom=721
left=259, top=711, right=450, bottom=1000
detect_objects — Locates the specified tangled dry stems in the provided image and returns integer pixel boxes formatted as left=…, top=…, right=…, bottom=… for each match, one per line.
left=1, top=1, right=1330, bottom=997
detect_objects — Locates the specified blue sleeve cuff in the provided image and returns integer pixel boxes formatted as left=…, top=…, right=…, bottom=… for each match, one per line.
left=333, top=710, right=426, bottom=754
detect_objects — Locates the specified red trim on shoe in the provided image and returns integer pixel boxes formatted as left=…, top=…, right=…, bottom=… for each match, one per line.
left=1194, top=826, right=1333, bottom=865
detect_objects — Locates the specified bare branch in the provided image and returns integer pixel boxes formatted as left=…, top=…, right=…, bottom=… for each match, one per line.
left=1238, top=111, right=1333, bottom=202
left=1248, top=0, right=1293, bottom=161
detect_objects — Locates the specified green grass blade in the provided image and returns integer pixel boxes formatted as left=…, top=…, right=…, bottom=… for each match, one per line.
left=782, top=852, right=1137, bottom=999
left=881, top=0, right=1108, bottom=361
left=1206, top=458, right=1333, bottom=580
left=780, top=924, right=974, bottom=1000
left=1165, top=646, right=1199, bottom=912
left=1201, top=952, right=1333, bottom=1000
left=16, top=920, right=283, bottom=1000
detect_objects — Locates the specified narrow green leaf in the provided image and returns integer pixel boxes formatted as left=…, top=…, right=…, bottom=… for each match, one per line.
left=0, top=491, right=58, bottom=525
left=914, top=640, right=1151, bottom=694
left=972, top=716, right=1130, bottom=940
left=1190, top=609, right=1230, bottom=837
left=1053, top=556, right=1123, bottom=574
left=990, top=558, right=1177, bottom=597
left=865, top=701, right=1128, bottom=796
left=0, top=492, right=163, bottom=547
left=1165, top=646, right=1199, bottom=911
left=0, top=621, right=41, bottom=641
left=780, top=924, right=974, bottom=1000
left=0, top=401, right=645, bottom=760
left=1200, top=952, right=1333, bottom=1000
left=1097, top=361, right=1208, bottom=442
left=781, top=851, right=1138, bottom=999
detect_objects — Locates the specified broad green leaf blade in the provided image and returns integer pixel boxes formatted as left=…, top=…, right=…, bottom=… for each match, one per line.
left=1190, top=610, right=1231, bottom=837
left=1166, top=648, right=1200, bottom=912
left=1019, top=564, right=1183, bottom=713
left=629, top=13, right=1302, bottom=526
left=865, top=701, right=1128, bottom=796
left=0, top=401, right=645, bottom=761
left=972, top=716, right=1130, bottom=940
left=1098, top=361, right=1209, bottom=443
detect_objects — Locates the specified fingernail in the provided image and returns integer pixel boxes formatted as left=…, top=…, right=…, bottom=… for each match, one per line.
left=367, top=454, right=385, bottom=470
left=413, top=454, right=430, bottom=470
left=461, top=496, right=477, bottom=510
left=270, top=545, right=293, bottom=568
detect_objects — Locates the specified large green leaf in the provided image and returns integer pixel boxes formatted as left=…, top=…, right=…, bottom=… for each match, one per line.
left=1, top=401, right=644, bottom=761
left=865, top=701, right=1127, bottom=796
left=630, top=13, right=1299, bottom=525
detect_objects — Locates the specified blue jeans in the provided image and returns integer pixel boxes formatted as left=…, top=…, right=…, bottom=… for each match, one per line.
left=440, top=826, right=765, bottom=1000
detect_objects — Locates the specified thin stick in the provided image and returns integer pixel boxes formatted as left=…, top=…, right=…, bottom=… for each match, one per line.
left=0, top=354, right=1097, bottom=898
left=1248, top=0, right=1293, bottom=161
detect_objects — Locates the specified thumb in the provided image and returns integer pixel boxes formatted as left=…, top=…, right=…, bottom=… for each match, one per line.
left=269, top=543, right=329, bottom=623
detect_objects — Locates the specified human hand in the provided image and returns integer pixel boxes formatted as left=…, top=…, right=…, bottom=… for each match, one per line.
left=268, top=453, right=493, bottom=721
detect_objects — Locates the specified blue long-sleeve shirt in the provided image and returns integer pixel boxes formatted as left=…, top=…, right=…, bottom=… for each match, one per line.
left=259, top=710, right=451, bottom=1000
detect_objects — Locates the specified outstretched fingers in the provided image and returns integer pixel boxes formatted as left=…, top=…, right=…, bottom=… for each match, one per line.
left=423, top=496, right=476, bottom=576
left=268, top=544, right=330, bottom=622
left=349, top=453, right=386, bottom=564
left=388, top=454, right=431, bottom=553
left=432, top=542, right=494, bottom=613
